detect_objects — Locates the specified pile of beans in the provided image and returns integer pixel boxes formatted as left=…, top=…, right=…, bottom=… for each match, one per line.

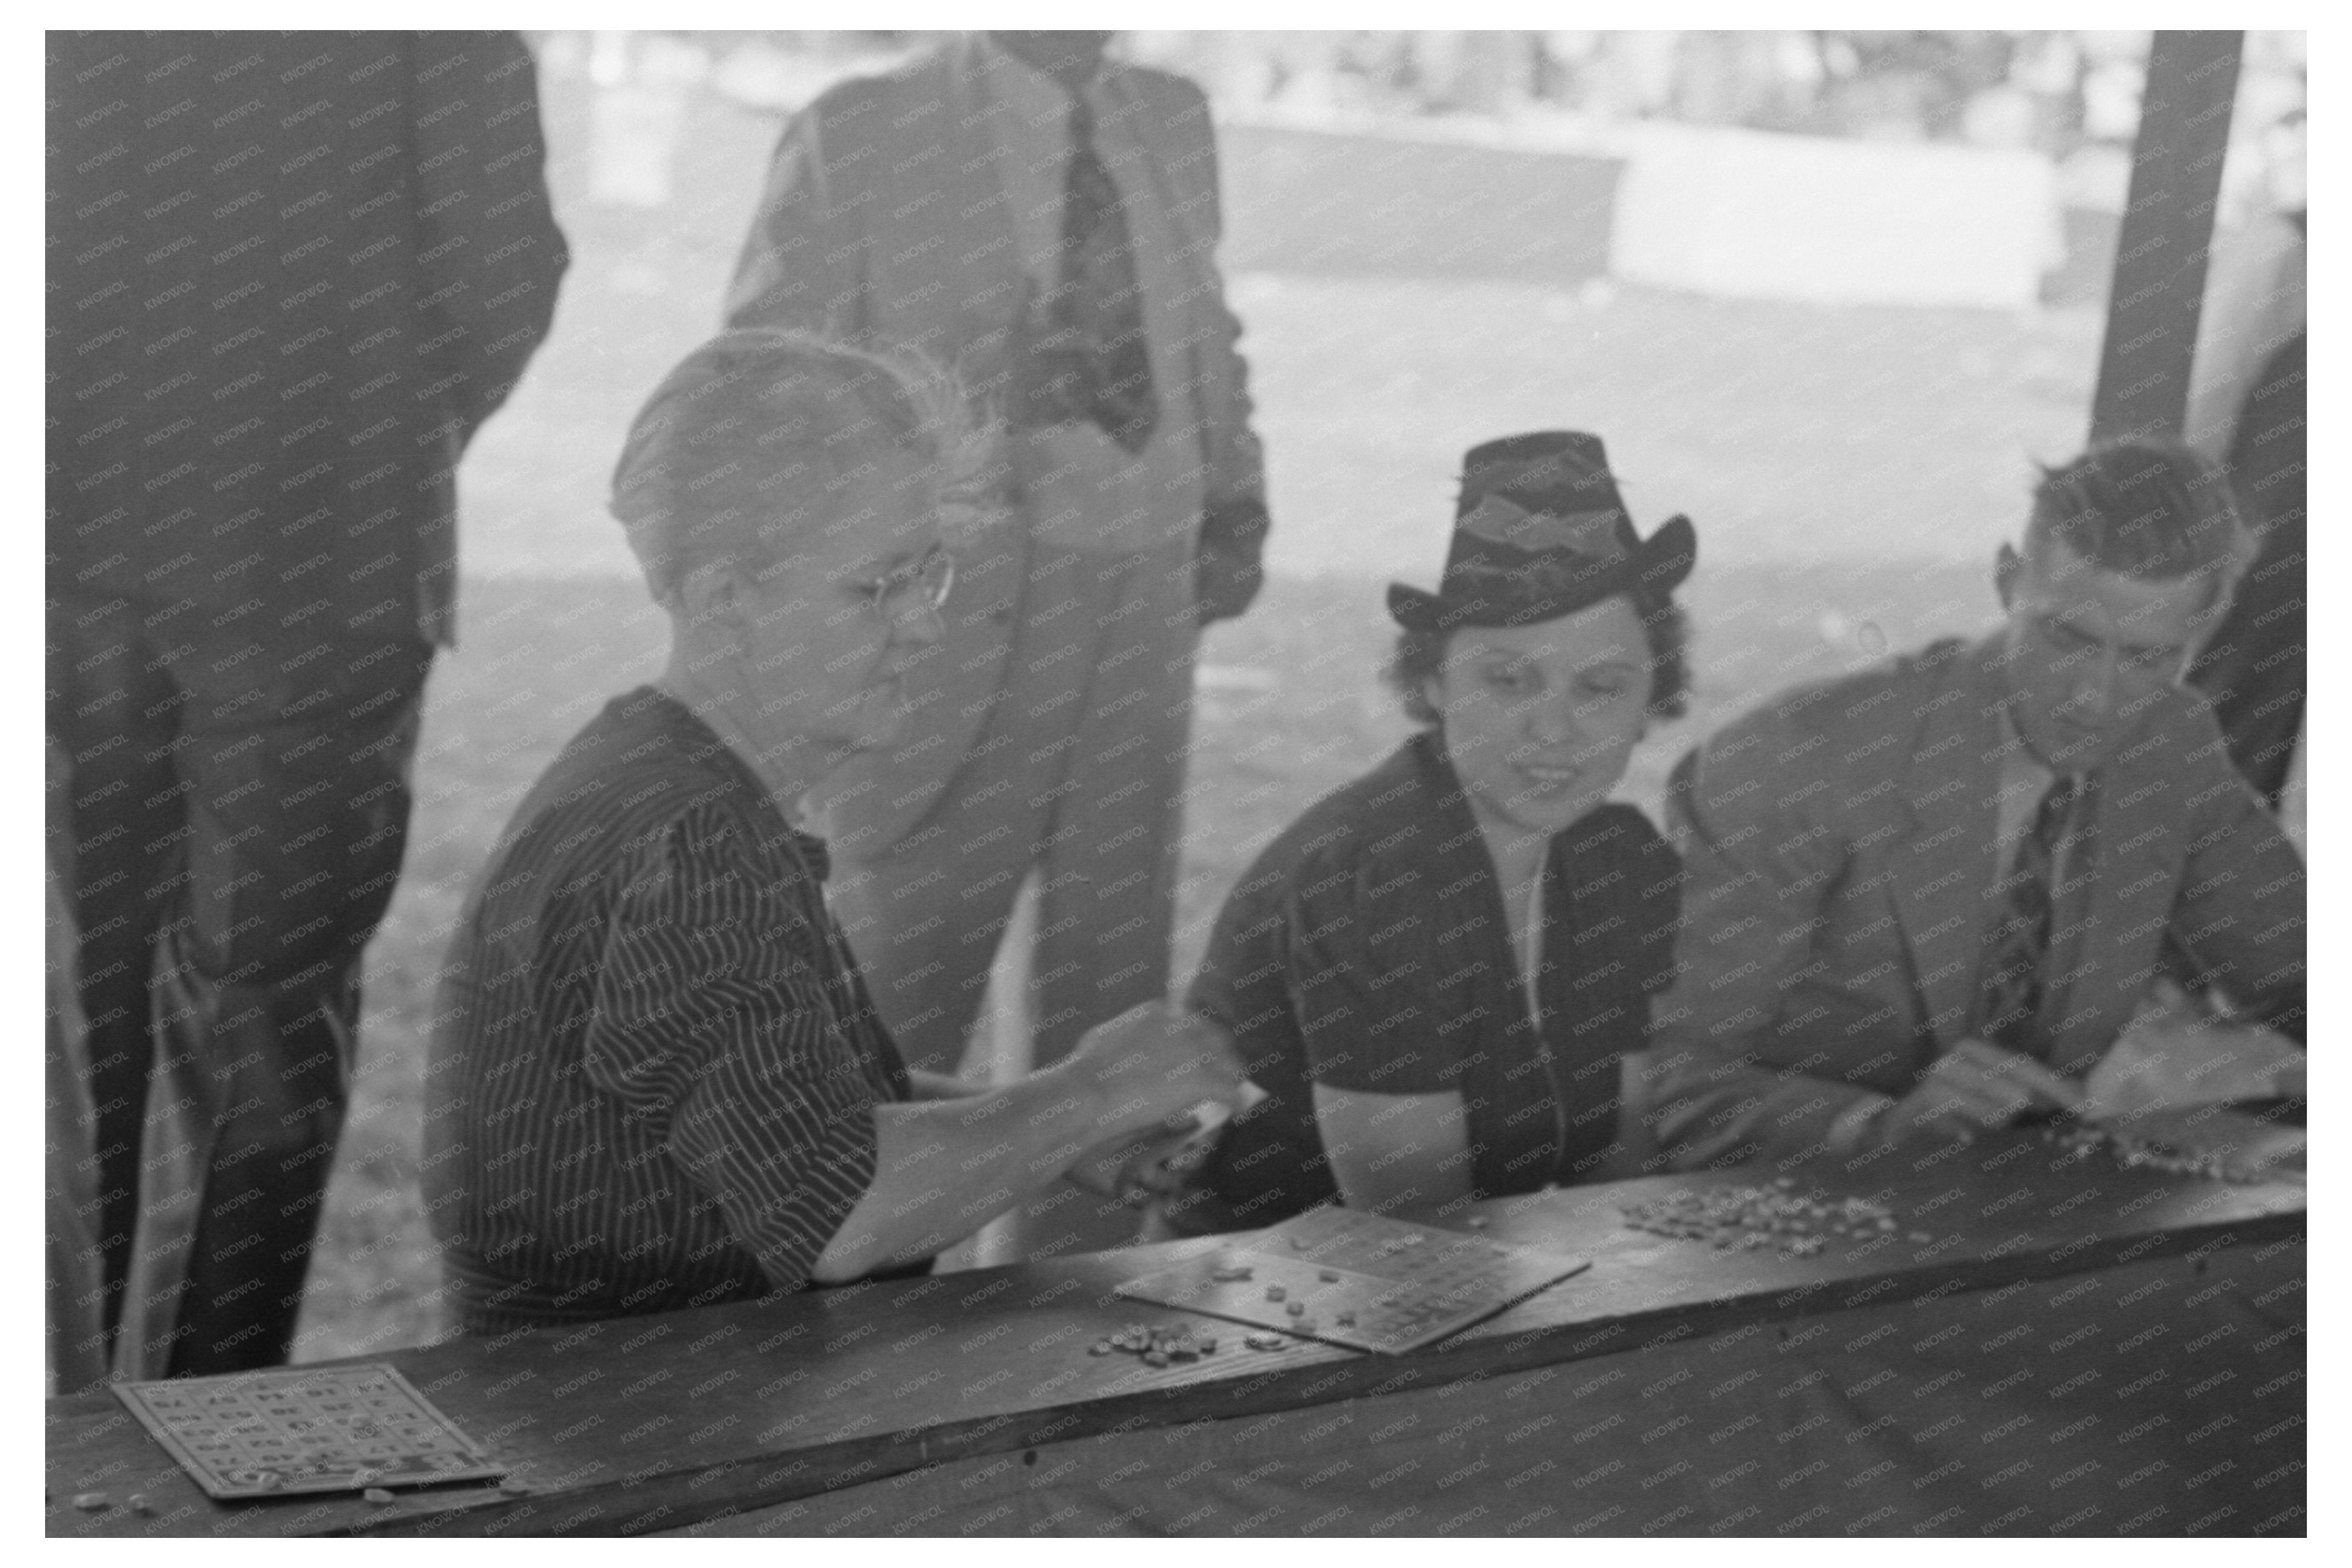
left=2041, top=1120, right=2272, bottom=1184
left=1619, top=1178, right=1928, bottom=1254
left=1091, top=1322, right=1221, bottom=1366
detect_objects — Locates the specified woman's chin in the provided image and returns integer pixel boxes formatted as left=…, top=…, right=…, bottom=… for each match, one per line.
left=1499, top=785, right=1610, bottom=837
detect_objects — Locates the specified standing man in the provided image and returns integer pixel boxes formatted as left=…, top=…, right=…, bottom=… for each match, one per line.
left=725, top=31, right=1271, bottom=1251
left=1639, top=442, right=2304, bottom=1169
left=47, top=31, right=567, bottom=1373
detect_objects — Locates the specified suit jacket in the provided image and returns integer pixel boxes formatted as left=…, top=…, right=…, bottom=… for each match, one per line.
left=47, top=31, right=567, bottom=648
left=724, top=36, right=1268, bottom=852
left=1640, top=635, right=2306, bottom=1169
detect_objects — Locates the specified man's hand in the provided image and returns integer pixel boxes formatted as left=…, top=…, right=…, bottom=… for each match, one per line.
left=1193, top=543, right=1263, bottom=627
left=1193, top=496, right=1269, bottom=626
left=2085, top=978, right=2307, bottom=1120
left=1865, top=1038, right=2085, bottom=1150
left=1066, top=1001, right=1247, bottom=1142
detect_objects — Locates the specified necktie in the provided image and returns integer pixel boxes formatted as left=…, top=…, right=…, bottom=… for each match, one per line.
left=1977, top=774, right=2082, bottom=1059
left=1029, top=96, right=1159, bottom=455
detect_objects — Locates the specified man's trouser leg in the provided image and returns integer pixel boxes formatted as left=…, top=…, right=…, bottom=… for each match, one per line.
left=826, top=546, right=1197, bottom=1258
left=829, top=545, right=1113, bottom=1075
left=50, top=595, right=198, bottom=1355
left=49, top=594, right=430, bottom=1373
left=1016, top=549, right=1195, bottom=1261
left=46, top=738, right=109, bottom=1393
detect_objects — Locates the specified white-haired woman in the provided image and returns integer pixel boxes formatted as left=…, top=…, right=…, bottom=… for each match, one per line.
left=424, top=331, right=1241, bottom=1333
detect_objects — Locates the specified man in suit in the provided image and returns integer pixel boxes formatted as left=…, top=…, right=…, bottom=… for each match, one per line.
left=47, top=31, right=567, bottom=1372
left=1640, top=442, right=2304, bottom=1169
left=725, top=31, right=1271, bottom=1250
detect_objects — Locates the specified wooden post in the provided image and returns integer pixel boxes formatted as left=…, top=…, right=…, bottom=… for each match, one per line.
left=2087, top=30, right=2242, bottom=445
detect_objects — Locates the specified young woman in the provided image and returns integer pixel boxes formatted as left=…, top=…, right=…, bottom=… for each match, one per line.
left=1159, top=431, right=1694, bottom=1232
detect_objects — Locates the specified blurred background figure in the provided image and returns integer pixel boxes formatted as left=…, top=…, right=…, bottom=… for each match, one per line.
left=46, top=31, right=567, bottom=1375
left=2184, top=181, right=2305, bottom=813
left=725, top=30, right=1271, bottom=1260
left=47, top=738, right=106, bottom=1395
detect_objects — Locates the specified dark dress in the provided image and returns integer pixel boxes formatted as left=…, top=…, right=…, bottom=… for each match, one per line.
left=425, top=688, right=915, bottom=1333
left=1172, top=731, right=1683, bottom=1233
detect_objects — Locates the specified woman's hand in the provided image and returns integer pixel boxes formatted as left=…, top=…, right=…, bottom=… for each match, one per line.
left=1064, top=1114, right=1211, bottom=1202
left=1065, top=1002, right=1247, bottom=1142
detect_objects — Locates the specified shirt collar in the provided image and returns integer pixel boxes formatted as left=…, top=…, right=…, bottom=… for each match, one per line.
left=1996, top=704, right=2057, bottom=786
left=643, top=685, right=835, bottom=882
left=977, top=32, right=1090, bottom=127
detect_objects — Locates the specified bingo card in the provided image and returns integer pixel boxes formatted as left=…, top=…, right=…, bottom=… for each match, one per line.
left=113, top=1363, right=505, bottom=1500
left=1115, top=1207, right=1590, bottom=1355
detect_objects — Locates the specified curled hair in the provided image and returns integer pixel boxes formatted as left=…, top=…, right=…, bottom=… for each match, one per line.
left=1382, top=587, right=1692, bottom=726
left=610, top=328, right=969, bottom=606
left=2027, top=440, right=2256, bottom=586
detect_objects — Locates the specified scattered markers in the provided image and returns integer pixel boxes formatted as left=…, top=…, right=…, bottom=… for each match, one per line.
left=1094, top=1322, right=1218, bottom=1366
left=2040, top=1121, right=2271, bottom=1184
left=1617, top=1180, right=1912, bottom=1258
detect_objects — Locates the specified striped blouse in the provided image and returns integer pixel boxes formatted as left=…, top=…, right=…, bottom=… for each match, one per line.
left=423, top=687, right=910, bottom=1333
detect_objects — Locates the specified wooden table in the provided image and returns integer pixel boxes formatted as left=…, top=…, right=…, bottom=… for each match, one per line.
left=48, top=1122, right=2305, bottom=1537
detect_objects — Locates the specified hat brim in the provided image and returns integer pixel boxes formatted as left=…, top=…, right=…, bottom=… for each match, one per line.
left=1389, top=513, right=1697, bottom=632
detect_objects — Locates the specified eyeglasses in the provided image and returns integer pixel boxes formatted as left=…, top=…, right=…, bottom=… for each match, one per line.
left=861, top=542, right=956, bottom=618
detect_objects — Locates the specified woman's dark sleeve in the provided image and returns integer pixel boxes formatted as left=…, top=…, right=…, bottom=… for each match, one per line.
left=1284, top=856, right=1456, bottom=1095
left=1634, top=822, right=1687, bottom=1020
left=579, top=804, right=882, bottom=1292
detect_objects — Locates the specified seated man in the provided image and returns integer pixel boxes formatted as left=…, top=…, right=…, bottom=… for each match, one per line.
left=1640, top=441, right=2304, bottom=1167
left=423, top=330, right=1243, bottom=1333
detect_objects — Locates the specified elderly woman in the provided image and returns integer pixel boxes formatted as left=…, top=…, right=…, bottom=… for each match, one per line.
left=424, top=331, right=1241, bottom=1333
left=1157, top=432, right=1693, bottom=1234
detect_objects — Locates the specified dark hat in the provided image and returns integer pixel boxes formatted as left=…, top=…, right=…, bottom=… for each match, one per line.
left=1388, top=431, right=1697, bottom=633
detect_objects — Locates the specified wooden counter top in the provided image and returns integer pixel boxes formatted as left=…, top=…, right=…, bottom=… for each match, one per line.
left=48, top=1122, right=2305, bottom=1537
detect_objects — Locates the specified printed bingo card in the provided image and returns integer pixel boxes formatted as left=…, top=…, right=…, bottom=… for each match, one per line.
left=113, top=1364, right=504, bottom=1500
left=1116, top=1207, right=1591, bottom=1355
